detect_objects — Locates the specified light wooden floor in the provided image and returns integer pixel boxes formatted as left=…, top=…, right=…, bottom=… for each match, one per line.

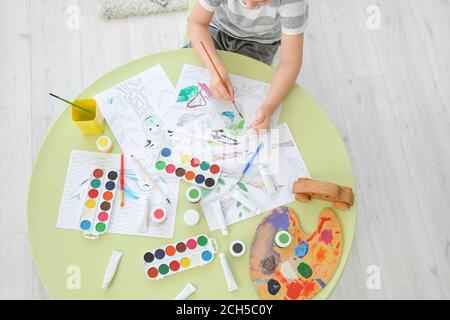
left=1, top=0, right=449, bottom=299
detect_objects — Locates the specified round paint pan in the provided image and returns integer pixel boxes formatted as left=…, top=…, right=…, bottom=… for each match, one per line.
left=184, top=209, right=200, bottom=226
left=186, top=186, right=202, bottom=204
left=151, top=207, right=167, bottom=224
left=274, top=230, right=292, bottom=248
left=229, top=240, right=246, bottom=257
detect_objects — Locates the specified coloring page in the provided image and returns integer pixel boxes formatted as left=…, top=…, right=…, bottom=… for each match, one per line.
left=162, top=64, right=281, bottom=145
left=57, top=150, right=178, bottom=239
left=199, top=123, right=310, bottom=231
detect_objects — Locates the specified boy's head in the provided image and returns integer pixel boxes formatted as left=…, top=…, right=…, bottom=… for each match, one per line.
left=241, top=0, right=272, bottom=9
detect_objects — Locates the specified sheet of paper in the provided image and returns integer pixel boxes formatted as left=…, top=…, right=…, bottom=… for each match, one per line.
left=161, top=64, right=281, bottom=145
left=90, top=64, right=184, bottom=238
left=57, top=150, right=179, bottom=238
left=199, top=123, right=310, bottom=231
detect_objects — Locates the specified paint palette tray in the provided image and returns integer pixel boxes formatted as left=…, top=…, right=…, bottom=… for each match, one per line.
left=143, top=234, right=218, bottom=280
left=154, top=148, right=221, bottom=189
left=79, top=167, right=119, bottom=239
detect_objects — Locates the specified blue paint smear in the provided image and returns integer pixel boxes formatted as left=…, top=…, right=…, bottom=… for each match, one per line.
left=265, top=209, right=290, bottom=229
left=295, top=241, right=309, bottom=258
left=316, top=278, right=326, bottom=288
left=124, top=185, right=140, bottom=200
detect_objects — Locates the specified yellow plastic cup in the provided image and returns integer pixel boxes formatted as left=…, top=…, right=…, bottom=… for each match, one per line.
left=71, top=99, right=105, bottom=136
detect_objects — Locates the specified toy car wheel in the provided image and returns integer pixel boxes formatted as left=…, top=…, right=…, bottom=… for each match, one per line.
left=295, top=193, right=311, bottom=202
left=333, top=202, right=350, bottom=210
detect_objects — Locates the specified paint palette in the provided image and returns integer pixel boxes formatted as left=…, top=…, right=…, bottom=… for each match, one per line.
left=143, top=234, right=218, bottom=280
left=79, top=168, right=119, bottom=239
left=155, top=148, right=221, bottom=189
left=249, top=207, right=343, bottom=300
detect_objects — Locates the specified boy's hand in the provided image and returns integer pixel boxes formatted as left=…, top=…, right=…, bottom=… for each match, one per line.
left=210, top=74, right=234, bottom=101
left=252, top=106, right=271, bottom=131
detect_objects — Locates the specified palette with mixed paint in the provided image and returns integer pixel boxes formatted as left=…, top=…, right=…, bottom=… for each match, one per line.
left=249, top=206, right=343, bottom=300
left=79, top=168, right=119, bottom=239
left=155, top=147, right=221, bottom=189
left=143, top=234, right=218, bottom=280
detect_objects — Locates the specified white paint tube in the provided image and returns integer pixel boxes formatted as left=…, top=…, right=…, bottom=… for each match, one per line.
left=258, top=164, right=277, bottom=199
left=219, top=253, right=238, bottom=292
left=230, top=187, right=261, bottom=215
left=174, top=283, right=197, bottom=300
left=138, top=194, right=150, bottom=234
left=102, top=250, right=123, bottom=288
left=211, top=200, right=228, bottom=236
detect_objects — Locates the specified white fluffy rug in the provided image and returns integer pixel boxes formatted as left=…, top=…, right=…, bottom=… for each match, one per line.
left=96, top=0, right=189, bottom=19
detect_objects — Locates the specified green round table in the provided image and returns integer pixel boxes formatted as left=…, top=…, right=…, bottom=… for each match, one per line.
left=28, top=49, right=357, bottom=299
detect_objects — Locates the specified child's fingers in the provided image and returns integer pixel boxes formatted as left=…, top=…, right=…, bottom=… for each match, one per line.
left=225, top=82, right=234, bottom=99
left=217, top=83, right=232, bottom=101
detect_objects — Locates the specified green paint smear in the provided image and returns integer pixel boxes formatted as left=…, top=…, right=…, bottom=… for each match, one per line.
left=177, top=86, right=199, bottom=103
left=155, top=161, right=166, bottom=170
left=227, top=119, right=246, bottom=136
left=297, top=262, right=313, bottom=279
left=95, top=223, right=106, bottom=233
left=159, top=264, right=169, bottom=275
left=237, top=182, right=248, bottom=192
left=197, top=236, right=208, bottom=246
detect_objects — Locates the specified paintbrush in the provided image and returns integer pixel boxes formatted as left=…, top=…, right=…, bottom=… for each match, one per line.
left=49, top=93, right=95, bottom=115
left=236, top=143, right=264, bottom=185
left=199, top=41, right=245, bottom=120
left=130, top=155, right=171, bottom=205
left=120, top=154, right=125, bottom=208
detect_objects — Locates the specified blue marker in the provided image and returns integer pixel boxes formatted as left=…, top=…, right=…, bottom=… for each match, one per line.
left=237, top=143, right=264, bottom=184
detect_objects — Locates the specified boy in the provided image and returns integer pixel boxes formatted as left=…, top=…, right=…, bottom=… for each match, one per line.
left=188, top=0, right=309, bottom=131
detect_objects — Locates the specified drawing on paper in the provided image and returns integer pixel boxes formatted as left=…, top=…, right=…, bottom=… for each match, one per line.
left=200, top=123, right=310, bottom=232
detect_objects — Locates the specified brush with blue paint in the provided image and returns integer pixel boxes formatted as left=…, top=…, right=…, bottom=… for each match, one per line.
left=236, top=142, right=264, bottom=185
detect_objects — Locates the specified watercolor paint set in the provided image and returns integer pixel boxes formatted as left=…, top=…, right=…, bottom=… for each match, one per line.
left=143, top=234, right=218, bottom=280
left=79, top=167, right=119, bottom=239
left=155, top=147, right=221, bottom=189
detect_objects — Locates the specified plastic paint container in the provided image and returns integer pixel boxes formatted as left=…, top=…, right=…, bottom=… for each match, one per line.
left=229, top=240, right=246, bottom=257
left=96, top=136, right=113, bottom=153
left=151, top=207, right=167, bottom=224
left=184, top=209, right=200, bottom=226
left=275, top=230, right=292, bottom=248
left=186, top=186, right=202, bottom=204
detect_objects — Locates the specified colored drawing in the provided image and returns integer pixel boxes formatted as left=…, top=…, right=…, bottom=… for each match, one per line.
left=200, top=123, right=310, bottom=232
left=161, top=64, right=281, bottom=145
left=249, top=206, right=343, bottom=300
left=177, top=85, right=199, bottom=103
left=143, top=234, right=218, bottom=280
left=187, top=91, right=207, bottom=108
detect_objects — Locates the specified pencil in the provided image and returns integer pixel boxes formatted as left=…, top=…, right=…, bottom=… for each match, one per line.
left=199, top=41, right=245, bottom=120
left=49, top=93, right=95, bottom=115
left=120, top=154, right=125, bottom=208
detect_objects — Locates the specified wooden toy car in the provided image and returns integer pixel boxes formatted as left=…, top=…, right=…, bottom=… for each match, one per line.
left=292, top=178, right=354, bottom=210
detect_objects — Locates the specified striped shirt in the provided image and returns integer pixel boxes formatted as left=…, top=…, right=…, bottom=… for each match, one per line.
left=199, top=0, right=309, bottom=44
